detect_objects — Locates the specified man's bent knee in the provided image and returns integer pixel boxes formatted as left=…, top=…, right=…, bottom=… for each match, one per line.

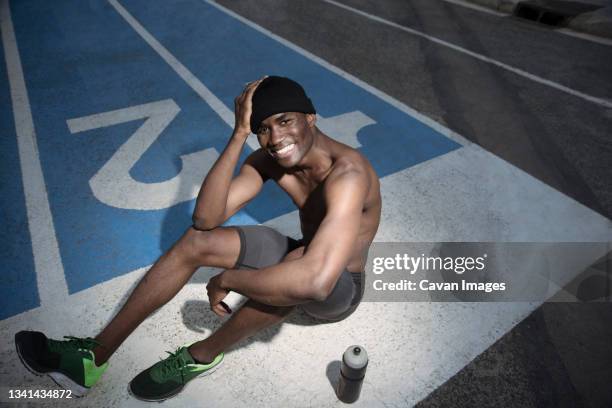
left=179, top=226, right=241, bottom=269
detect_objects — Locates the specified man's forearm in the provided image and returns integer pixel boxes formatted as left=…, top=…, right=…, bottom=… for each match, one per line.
left=220, top=258, right=322, bottom=306
left=192, top=132, right=248, bottom=228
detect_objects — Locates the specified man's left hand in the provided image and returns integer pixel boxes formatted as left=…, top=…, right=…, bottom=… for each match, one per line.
left=207, top=272, right=230, bottom=317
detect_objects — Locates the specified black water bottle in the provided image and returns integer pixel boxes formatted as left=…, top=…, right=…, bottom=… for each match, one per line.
left=336, top=345, right=368, bottom=403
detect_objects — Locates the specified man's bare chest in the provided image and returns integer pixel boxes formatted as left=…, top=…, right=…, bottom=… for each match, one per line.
left=276, top=176, right=327, bottom=223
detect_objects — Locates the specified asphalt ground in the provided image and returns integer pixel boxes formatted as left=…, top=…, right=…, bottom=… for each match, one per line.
left=218, top=0, right=612, bottom=220
left=215, top=1, right=612, bottom=406
left=1, top=0, right=611, bottom=406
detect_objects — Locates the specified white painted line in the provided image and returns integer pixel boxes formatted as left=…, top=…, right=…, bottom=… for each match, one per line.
left=440, top=0, right=507, bottom=17
left=555, top=27, right=612, bottom=47
left=321, top=0, right=612, bottom=109
left=108, top=0, right=261, bottom=152
left=1, top=0, right=69, bottom=305
left=204, top=0, right=472, bottom=147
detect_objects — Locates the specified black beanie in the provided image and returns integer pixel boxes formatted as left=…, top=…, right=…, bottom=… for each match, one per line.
left=250, top=76, right=316, bottom=134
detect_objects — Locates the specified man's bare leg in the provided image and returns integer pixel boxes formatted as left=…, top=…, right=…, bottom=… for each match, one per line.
left=188, top=300, right=294, bottom=363
left=93, top=226, right=300, bottom=365
left=187, top=246, right=305, bottom=363
left=93, top=226, right=242, bottom=364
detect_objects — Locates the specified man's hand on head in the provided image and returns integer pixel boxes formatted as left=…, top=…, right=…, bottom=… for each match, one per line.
left=233, top=76, right=267, bottom=140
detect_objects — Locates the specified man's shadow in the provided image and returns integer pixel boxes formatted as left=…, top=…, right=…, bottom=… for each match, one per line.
left=179, top=266, right=335, bottom=351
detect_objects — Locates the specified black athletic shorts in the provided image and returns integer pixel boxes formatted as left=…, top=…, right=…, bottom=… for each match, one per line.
left=233, top=225, right=364, bottom=321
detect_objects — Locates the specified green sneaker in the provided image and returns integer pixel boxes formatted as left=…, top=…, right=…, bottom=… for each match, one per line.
left=129, top=345, right=223, bottom=401
left=15, top=331, right=108, bottom=397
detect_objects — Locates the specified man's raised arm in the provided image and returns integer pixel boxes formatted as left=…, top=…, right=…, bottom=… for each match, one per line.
left=192, top=78, right=266, bottom=230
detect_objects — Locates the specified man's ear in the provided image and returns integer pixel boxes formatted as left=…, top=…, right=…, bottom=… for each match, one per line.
left=305, top=113, right=317, bottom=128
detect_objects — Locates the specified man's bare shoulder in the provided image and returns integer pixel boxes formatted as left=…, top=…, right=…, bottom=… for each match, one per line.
left=324, top=145, right=380, bottom=208
left=330, top=135, right=376, bottom=170
left=328, top=146, right=373, bottom=181
left=325, top=154, right=371, bottom=195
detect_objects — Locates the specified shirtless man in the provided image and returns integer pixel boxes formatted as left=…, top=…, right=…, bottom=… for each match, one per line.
left=15, top=76, right=382, bottom=401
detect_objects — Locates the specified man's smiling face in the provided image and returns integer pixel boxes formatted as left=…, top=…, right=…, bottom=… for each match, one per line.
left=257, top=112, right=316, bottom=167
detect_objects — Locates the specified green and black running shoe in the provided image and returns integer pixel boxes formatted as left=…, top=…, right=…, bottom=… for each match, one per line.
left=129, top=345, right=223, bottom=401
left=15, top=331, right=108, bottom=397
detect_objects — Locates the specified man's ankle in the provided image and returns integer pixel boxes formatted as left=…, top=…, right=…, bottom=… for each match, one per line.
left=92, top=346, right=110, bottom=366
left=187, top=345, right=216, bottom=365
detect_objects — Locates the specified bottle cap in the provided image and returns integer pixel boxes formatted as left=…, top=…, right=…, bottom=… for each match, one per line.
left=341, top=345, right=368, bottom=379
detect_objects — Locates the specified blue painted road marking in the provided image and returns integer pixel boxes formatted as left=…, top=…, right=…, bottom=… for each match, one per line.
left=3, top=0, right=459, bottom=318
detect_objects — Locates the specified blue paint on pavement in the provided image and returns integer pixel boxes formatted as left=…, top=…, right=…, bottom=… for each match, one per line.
left=4, top=0, right=459, bottom=319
